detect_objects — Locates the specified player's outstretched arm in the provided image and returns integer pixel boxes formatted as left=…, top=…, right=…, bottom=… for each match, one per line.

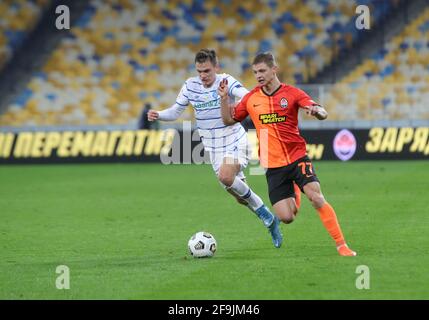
left=148, top=103, right=187, bottom=122
left=303, top=105, right=328, bottom=120
left=218, top=79, right=237, bottom=126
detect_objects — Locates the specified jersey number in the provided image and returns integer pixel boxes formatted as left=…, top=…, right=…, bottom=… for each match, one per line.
left=298, top=162, right=314, bottom=178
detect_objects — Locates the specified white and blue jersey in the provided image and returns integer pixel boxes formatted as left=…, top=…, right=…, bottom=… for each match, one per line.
left=158, top=73, right=250, bottom=177
left=179, top=73, right=248, bottom=153
left=159, top=73, right=249, bottom=153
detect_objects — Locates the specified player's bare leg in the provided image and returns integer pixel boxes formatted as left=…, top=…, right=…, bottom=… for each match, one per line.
left=272, top=182, right=301, bottom=223
left=272, top=198, right=298, bottom=224
left=303, top=181, right=357, bottom=256
left=218, top=157, right=283, bottom=248
left=293, top=182, right=301, bottom=210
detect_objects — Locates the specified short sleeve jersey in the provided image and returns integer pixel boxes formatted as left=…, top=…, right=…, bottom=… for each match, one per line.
left=233, top=83, right=319, bottom=168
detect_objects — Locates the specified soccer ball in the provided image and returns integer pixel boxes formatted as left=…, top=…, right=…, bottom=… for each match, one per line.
left=188, top=231, right=217, bottom=258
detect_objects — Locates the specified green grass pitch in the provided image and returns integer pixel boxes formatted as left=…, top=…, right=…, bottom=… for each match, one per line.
left=0, top=161, right=428, bottom=299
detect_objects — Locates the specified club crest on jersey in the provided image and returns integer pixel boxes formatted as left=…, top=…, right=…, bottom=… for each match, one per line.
left=280, top=98, right=288, bottom=109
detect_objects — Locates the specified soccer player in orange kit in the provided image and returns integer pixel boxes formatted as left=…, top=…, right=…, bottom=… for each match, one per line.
left=218, top=52, right=356, bottom=256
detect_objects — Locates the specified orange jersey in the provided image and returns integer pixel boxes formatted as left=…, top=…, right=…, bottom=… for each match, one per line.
left=233, top=83, right=318, bottom=168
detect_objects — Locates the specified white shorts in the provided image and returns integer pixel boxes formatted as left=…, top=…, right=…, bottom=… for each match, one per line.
left=208, top=133, right=250, bottom=181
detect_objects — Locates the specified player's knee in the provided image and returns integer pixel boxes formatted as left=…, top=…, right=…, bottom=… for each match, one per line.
left=309, top=193, right=325, bottom=209
left=218, top=171, right=234, bottom=187
left=291, top=205, right=298, bottom=217
left=279, top=212, right=295, bottom=224
left=281, top=215, right=295, bottom=224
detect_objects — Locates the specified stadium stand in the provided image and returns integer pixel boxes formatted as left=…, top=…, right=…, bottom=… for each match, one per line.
left=0, top=0, right=51, bottom=70
left=322, top=7, right=429, bottom=121
left=0, top=0, right=410, bottom=127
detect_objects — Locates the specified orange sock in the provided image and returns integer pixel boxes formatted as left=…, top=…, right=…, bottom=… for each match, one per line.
left=317, top=202, right=345, bottom=247
left=293, top=183, right=301, bottom=210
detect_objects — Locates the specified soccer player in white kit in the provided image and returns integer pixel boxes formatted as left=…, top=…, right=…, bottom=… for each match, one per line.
left=148, top=49, right=282, bottom=248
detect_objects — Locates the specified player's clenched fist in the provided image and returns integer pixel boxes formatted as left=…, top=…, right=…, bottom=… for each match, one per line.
left=217, top=78, right=229, bottom=99
left=147, top=109, right=159, bottom=121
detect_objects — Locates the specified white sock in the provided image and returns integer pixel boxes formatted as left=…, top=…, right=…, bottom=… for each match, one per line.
left=229, top=177, right=264, bottom=211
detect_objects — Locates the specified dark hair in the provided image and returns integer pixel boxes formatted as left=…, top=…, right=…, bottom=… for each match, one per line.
left=195, top=48, right=218, bottom=65
left=252, top=52, right=277, bottom=67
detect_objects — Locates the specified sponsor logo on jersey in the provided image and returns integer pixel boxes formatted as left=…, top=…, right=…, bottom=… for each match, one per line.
left=259, top=113, right=287, bottom=124
left=194, top=98, right=220, bottom=109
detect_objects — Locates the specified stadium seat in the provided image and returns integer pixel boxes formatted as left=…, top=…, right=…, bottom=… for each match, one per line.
left=0, top=0, right=404, bottom=127
left=323, top=7, right=429, bottom=121
left=0, top=0, right=50, bottom=71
